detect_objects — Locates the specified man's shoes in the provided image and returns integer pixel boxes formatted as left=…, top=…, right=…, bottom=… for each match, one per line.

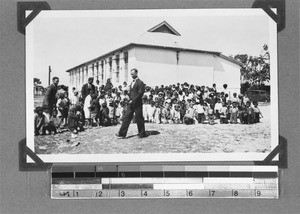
left=138, top=134, right=148, bottom=138
left=115, top=134, right=126, bottom=139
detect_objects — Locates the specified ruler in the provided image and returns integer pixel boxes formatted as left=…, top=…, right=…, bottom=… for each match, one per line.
left=51, top=165, right=278, bottom=199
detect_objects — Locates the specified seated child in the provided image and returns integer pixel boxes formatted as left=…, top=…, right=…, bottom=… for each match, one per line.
left=202, top=102, right=208, bottom=123
left=171, top=104, right=181, bottom=124
left=120, top=99, right=129, bottom=122
left=219, top=102, right=228, bottom=124
left=226, top=100, right=232, bottom=119
left=231, top=92, right=239, bottom=103
left=68, top=106, right=83, bottom=134
left=90, top=94, right=99, bottom=126
left=56, top=93, right=68, bottom=127
left=194, top=101, right=205, bottom=124
left=161, top=102, right=172, bottom=124
left=208, top=104, right=215, bottom=125
left=43, top=108, right=62, bottom=134
left=184, top=103, right=197, bottom=125
left=244, top=101, right=254, bottom=124
left=83, top=91, right=93, bottom=121
left=70, top=90, right=80, bottom=106
left=98, top=93, right=106, bottom=111
left=142, top=95, right=150, bottom=122
left=34, top=106, right=45, bottom=136
left=179, top=101, right=187, bottom=123
left=75, top=105, right=85, bottom=129
left=49, top=109, right=62, bottom=133
left=62, top=91, right=70, bottom=125
left=41, top=108, right=52, bottom=135
left=253, top=101, right=263, bottom=123
left=108, top=99, right=116, bottom=125
left=230, top=102, right=239, bottom=124
left=153, top=102, right=161, bottom=124
left=214, top=99, right=222, bottom=119
left=147, top=101, right=156, bottom=123
left=100, top=102, right=112, bottom=126
left=114, top=100, right=122, bottom=124
left=238, top=102, right=246, bottom=124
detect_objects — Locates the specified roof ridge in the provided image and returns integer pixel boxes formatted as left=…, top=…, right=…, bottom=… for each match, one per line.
left=147, top=20, right=181, bottom=36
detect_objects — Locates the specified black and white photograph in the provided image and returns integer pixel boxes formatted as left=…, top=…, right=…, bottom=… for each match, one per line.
left=26, top=9, right=278, bottom=162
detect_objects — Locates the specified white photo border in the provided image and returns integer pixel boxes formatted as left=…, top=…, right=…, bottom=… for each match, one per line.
left=26, top=9, right=278, bottom=163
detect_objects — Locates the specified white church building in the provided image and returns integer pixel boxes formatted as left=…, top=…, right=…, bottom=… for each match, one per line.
left=66, top=21, right=242, bottom=94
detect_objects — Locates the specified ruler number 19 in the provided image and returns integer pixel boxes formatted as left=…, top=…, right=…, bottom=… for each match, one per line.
left=255, top=190, right=261, bottom=196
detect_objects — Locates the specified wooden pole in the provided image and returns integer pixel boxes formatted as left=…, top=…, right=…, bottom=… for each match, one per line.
left=48, top=66, right=51, bottom=85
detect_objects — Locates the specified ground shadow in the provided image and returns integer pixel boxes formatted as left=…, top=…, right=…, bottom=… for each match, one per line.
left=125, top=134, right=138, bottom=139
left=125, top=130, right=160, bottom=139
left=145, top=130, right=160, bottom=136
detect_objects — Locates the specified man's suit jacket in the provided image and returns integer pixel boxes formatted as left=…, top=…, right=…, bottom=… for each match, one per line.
left=81, top=83, right=96, bottom=101
left=129, top=78, right=145, bottom=107
left=42, top=84, right=58, bottom=107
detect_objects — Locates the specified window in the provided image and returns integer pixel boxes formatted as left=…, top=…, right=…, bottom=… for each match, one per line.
left=101, top=60, right=104, bottom=83
left=96, top=62, right=99, bottom=81
left=78, top=69, right=81, bottom=86
left=124, top=52, right=128, bottom=83
left=92, top=64, right=94, bottom=77
left=116, top=55, right=120, bottom=83
left=109, top=57, right=112, bottom=79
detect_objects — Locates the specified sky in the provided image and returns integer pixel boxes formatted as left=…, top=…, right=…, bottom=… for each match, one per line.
left=27, top=9, right=274, bottom=87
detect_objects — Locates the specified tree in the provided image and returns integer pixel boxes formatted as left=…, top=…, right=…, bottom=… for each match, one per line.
left=234, top=50, right=270, bottom=86
left=34, top=78, right=41, bottom=85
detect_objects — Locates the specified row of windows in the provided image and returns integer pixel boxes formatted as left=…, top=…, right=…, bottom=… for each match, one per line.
left=70, top=52, right=129, bottom=87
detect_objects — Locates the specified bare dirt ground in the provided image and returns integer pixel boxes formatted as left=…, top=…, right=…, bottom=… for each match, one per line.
left=34, top=103, right=271, bottom=155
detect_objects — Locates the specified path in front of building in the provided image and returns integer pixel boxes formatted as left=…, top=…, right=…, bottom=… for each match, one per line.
left=34, top=105, right=271, bottom=154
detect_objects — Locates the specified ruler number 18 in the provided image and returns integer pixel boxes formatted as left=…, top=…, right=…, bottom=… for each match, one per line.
left=233, top=190, right=239, bottom=197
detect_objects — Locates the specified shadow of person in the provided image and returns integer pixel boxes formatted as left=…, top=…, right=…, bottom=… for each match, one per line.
left=125, top=130, right=160, bottom=139
left=125, top=134, right=137, bottom=139
left=145, top=130, right=160, bottom=136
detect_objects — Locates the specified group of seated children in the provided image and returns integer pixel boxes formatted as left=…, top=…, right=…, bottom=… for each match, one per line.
left=34, top=105, right=84, bottom=135
left=141, top=90, right=263, bottom=125
left=35, top=82, right=264, bottom=136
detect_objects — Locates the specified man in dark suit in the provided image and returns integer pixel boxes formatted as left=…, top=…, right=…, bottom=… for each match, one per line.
left=42, top=77, right=59, bottom=116
left=81, top=77, right=96, bottom=101
left=116, top=68, right=147, bottom=138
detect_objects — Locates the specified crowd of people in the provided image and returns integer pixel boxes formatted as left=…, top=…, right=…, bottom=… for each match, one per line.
left=34, top=76, right=263, bottom=136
